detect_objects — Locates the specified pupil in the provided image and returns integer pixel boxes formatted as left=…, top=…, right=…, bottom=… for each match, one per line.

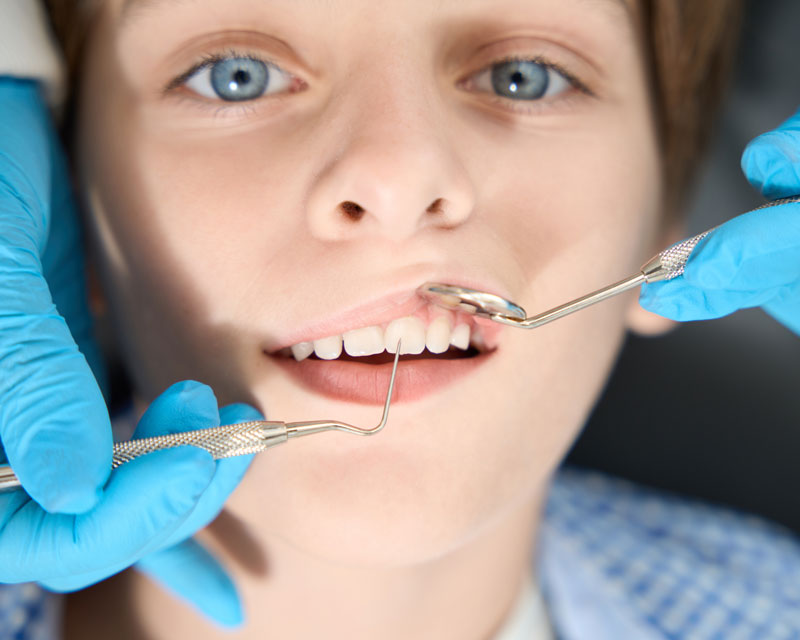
left=233, top=70, right=250, bottom=86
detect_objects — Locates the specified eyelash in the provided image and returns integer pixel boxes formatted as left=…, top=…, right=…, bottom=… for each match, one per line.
left=167, top=50, right=261, bottom=92
left=165, top=50, right=591, bottom=116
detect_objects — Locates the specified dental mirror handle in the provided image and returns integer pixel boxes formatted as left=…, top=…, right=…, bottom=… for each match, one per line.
left=490, top=194, right=800, bottom=329
left=490, top=232, right=705, bottom=328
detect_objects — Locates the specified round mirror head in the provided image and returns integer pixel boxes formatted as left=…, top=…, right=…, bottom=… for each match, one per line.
left=416, top=283, right=527, bottom=320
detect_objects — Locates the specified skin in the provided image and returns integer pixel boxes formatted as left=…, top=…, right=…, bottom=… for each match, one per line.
left=70, top=0, right=670, bottom=637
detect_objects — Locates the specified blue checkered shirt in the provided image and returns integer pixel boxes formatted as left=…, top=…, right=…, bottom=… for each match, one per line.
left=540, top=467, right=800, bottom=639
left=3, top=466, right=800, bottom=639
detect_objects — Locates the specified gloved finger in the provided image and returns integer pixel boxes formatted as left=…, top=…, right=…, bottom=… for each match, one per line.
left=134, top=380, right=221, bottom=439
left=640, top=202, right=800, bottom=322
left=0, top=446, right=214, bottom=585
left=639, top=278, right=784, bottom=321
left=764, top=282, right=800, bottom=335
left=0, top=80, right=110, bottom=513
left=125, top=391, right=257, bottom=626
left=40, top=104, right=107, bottom=395
left=156, top=402, right=260, bottom=549
left=38, top=382, right=222, bottom=590
left=682, top=203, right=800, bottom=292
left=136, top=539, right=244, bottom=628
left=134, top=385, right=259, bottom=546
left=741, top=108, right=800, bottom=200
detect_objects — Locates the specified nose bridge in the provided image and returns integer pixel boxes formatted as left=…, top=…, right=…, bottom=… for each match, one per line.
left=305, top=50, right=475, bottom=241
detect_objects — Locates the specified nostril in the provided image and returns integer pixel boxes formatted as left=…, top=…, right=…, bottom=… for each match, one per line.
left=426, top=198, right=446, bottom=215
left=340, top=200, right=366, bottom=222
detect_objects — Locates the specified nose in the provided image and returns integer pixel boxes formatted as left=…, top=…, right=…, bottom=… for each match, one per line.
left=305, top=68, right=475, bottom=242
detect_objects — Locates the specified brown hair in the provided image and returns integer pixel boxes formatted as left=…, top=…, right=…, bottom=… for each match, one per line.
left=44, top=0, right=742, bottom=214
left=641, top=1, right=742, bottom=213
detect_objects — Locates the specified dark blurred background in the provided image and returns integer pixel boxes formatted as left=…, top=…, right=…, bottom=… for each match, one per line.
left=568, top=0, right=800, bottom=531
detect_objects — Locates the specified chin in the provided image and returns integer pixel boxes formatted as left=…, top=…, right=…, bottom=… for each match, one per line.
left=227, top=430, right=502, bottom=568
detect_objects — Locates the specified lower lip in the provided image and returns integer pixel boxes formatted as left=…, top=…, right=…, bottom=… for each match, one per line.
left=269, top=351, right=495, bottom=405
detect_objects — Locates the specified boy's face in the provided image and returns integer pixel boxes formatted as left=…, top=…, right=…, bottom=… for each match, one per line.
left=79, top=0, right=662, bottom=563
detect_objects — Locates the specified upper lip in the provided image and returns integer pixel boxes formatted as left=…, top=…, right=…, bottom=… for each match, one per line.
left=262, top=273, right=515, bottom=354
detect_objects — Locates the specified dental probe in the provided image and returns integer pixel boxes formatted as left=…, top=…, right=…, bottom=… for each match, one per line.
left=0, top=346, right=401, bottom=493
left=418, top=196, right=800, bottom=329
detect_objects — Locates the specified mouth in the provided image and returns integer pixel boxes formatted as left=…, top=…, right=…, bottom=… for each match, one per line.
left=265, top=300, right=499, bottom=404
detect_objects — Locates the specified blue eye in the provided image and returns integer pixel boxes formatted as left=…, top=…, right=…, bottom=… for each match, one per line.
left=185, top=56, right=292, bottom=102
left=471, top=59, right=571, bottom=101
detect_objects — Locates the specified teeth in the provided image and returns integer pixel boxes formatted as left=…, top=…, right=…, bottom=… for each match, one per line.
left=450, top=324, right=470, bottom=350
left=426, top=315, right=451, bottom=354
left=291, top=341, right=314, bottom=362
left=343, top=326, right=385, bottom=356
left=385, top=316, right=426, bottom=354
left=470, top=331, right=487, bottom=352
left=313, top=335, right=343, bottom=360
left=290, top=314, right=483, bottom=361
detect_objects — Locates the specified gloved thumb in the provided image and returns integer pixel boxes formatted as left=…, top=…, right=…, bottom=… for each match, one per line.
left=741, top=108, right=800, bottom=200
left=136, top=539, right=244, bottom=628
left=129, top=384, right=260, bottom=627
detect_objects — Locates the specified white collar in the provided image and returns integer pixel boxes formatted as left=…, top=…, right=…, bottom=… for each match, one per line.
left=491, top=574, right=555, bottom=640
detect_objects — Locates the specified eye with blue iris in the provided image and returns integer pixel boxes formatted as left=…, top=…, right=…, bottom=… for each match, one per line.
left=184, top=55, right=293, bottom=102
left=470, top=58, right=573, bottom=102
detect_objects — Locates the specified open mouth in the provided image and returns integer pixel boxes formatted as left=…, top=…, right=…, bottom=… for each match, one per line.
left=273, top=312, right=490, bottom=361
left=267, top=310, right=496, bottom=404
left=298, top=345, right=483, bottom=365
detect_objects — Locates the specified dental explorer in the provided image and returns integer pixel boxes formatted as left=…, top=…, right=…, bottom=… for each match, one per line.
left=0, top=346, right=401, bottom=493
left=418, top=196, right=800, bottom=328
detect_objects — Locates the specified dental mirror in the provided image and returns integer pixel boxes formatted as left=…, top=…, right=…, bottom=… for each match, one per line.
left=416, top=283, right=527, bottom=321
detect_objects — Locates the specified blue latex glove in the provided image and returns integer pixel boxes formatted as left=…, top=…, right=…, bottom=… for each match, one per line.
left=640, top=109, right=800, bottom=336
left=0, top=79, right=254, bottom=626
left=1, top=381, right=258, bottom=627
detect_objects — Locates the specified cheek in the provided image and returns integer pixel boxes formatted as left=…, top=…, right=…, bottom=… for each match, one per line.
left=79, top=70, right=312, bottom=398
left=447, top=101, right=662, bottom=522
left=488, top=126, right=661, bottom=297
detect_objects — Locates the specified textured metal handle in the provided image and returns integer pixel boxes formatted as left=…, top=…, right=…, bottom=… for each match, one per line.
left=110, top=420, right=288, bottom=468
left=0, top=421, right=288, bottom=491
left=641, top=231, right=711, bottom=282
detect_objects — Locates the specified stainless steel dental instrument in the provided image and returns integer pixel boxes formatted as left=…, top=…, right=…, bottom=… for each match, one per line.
left=0, top=347, right=401, bottom=493
left=419, top=196, right=800, bottom=329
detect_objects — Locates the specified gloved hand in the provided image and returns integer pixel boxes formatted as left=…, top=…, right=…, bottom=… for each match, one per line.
left=1, top=381, right=259, bottom=627
left=640, top=108, right=800, bottom=336
left=0, top=78, right=254, bottom=626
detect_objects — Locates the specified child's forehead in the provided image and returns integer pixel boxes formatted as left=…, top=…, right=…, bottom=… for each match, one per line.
left=116, top=0, right=633, bottom=24
left=113, top=0, right=638, bottom=61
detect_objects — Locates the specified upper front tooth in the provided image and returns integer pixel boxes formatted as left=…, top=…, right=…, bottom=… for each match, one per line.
left=450, top=324, right=470, bottom=350
left=385, top=316, right=426, bottom=354
left=343, top=326, right=385, bottom=356
left=291, top=341, right=314, bottom=361
left=426, top=315, right=452, bottom=354
left=314, top=335, right=343, bottom=360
